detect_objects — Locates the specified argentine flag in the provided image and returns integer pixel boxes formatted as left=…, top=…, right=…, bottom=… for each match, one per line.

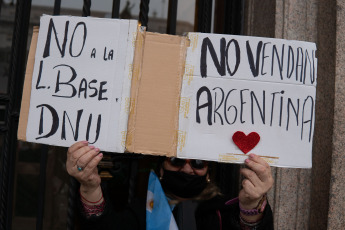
left=146, top=171, right=178, bottom=230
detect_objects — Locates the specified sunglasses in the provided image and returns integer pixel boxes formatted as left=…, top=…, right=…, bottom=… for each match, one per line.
left=168, top=157, right=207, bottom=170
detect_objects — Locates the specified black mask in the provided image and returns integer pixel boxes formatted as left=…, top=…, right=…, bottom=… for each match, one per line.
left=160, top=169, right=207, bottom=198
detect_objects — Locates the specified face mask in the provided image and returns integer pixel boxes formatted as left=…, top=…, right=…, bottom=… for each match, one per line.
left=160, top=169, right=207, bottom=198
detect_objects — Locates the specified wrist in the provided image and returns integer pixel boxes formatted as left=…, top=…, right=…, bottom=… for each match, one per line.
left=239, top=194, right=267, bottom=216
left=80, top=183, right=100, bottom=194
left=239, top=194, right=264, bottom=210
left=80, top=185, right=103, bottom=205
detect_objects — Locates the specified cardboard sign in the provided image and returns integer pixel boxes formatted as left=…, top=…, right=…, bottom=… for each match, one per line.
left=177, top=33, right=317, bottom=168
left=19, top=16, right=317, bottom=168
left=21, top=15, right=138, bottom=152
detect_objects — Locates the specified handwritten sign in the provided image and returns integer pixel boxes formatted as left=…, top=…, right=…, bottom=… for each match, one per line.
left=25, top=15, right=138, bottom=152
left=177, top=33, right=317, bottom=168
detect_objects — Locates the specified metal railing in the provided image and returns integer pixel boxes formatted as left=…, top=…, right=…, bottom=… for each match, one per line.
left=0, top=0, right=244, bottom=229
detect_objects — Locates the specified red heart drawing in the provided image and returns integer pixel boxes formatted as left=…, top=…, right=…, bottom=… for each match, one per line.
left=232, top=131, right=260, bottom=154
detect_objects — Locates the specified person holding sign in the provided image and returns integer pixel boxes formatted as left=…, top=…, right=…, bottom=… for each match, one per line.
left=66, top=141, right=274, bottom=229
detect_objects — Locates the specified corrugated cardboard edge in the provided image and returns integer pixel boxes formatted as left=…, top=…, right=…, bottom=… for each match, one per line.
left=18, top=26, right=39, bottom=141
left=126, top=27, right=146, bottom=152
left=126, top=32, right=189, bottom=157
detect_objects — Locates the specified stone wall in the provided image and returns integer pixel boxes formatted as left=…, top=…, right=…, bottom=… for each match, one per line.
left=244, top=0, right=345, bottom=229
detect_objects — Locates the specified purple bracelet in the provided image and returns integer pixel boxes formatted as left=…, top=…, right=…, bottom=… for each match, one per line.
left=239, top=195, right=267, bottom=216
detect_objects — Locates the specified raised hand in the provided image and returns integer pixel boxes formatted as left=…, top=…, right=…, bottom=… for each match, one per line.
left=239, top=153, right=274, bottom=220
left=66, top=141, right=103, bottom=202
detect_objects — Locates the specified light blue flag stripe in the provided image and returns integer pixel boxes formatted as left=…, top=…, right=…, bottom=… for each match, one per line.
left=146, top=171, right=178, bottom=230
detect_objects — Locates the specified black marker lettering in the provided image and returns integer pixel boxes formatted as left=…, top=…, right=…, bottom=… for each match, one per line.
left=271, top=44, right=285, bottom=80
left=261, top=42, right=270, bottom=76
left=61, top=109, right=83, bottom=141
left=200, top=37, right=226, bottom=78
left=53, top=64, right=77, bottom=98
left=301, top=96, right=314, bottom=142
left=87, top=114, right=102, bottom=144
left=304, top=49, right=312, bottom=85
left=213, top=87, right=224, bottom=125
left=88, top=80, right=98, bottom=97
left=69, top=22, right=87, bottom=57
left=240, top=89, right=249, bottom=123
left=287, top=46, right=294, bottom=79
left=196, top=86, right=213, bottom=125
left=224, top=89, right=237, bottom=125
left=103, top=47, right=114, bottom=61
left=279, top=91, right=285, bottom=126
left=250, top=90, right=266, bottom=124
left=246, top=40, right=263, bottom=77
left=91, top=48, right=96, bottom=58
left=36, top=104, right=59, bottom=140
left=225, top=39, right=240, bottom=76
left=311, top=50, right=316, bottom=84
left=36, top=61, right=46, bottom=89
left=78, top=78, right=87, bottom=98
left=98, top=81, right=108, bottom=101
left=270, top=91, right=282, bottom=126
left=286, top=98, right=300, bottom=131
left=296, top=47, right=304, bottom=82
left=43, top=18, right=69, bottom=58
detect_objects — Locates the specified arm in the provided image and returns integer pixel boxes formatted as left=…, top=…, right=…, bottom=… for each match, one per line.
left=66, top=141, right=104, bottom=214
left=239, top=153, right=274, bottom=225
left=66, top=142, right=144, bottom=230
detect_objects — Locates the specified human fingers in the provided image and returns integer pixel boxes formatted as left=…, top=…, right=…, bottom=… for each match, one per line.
left=245, top=154, right=272, bottom=183
left=240, top=178, right=262, bottom=201
left=240, top=167, right=263, bottom=188
left=69, top=145, right=95, bottom=167
left=76, top=147, right=100, bottom=169
left=67, top=145, right=94, bottom=177
left=80, top=152, right=103, bottom=180
left=67, top=141, right=89, bottom=157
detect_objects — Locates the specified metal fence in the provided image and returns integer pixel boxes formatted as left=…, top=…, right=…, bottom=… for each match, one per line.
left=0, top=0, right=244, bottom=229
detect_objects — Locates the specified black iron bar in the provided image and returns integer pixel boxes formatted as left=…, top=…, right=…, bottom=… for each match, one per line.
left=112, top=0, right=121, bottom=18
left=82, top=0, right=91, bottom=17
left=202, top=0, right=212, bottom=33
left=139, top=0, right=150, bottom=28
left=195, top=0, right=212, bottom=33
left=53, top=0, right=61, bottom=15
left=36, top=145, right=48, bottom=230
left=0, top=0, right=32, bottom=229
left=166, top=0, right=178, bottom=35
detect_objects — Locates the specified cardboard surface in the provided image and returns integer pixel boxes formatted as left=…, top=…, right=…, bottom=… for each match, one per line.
left=177, top=33, right=317, bottom=168
left=126, top=32, right=189, bottom=157
left=18, top=26, right=39, bottom=141
left=19, top=16, right=318, bottom=168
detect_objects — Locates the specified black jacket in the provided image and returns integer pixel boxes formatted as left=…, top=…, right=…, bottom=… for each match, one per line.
left=78, top=188, right=273, bottom=230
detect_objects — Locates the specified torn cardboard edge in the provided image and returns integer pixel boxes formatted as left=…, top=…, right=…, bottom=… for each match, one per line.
left=18, top=26, right=39, bottom=142
left=126, top=31, right=189, bottom=157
